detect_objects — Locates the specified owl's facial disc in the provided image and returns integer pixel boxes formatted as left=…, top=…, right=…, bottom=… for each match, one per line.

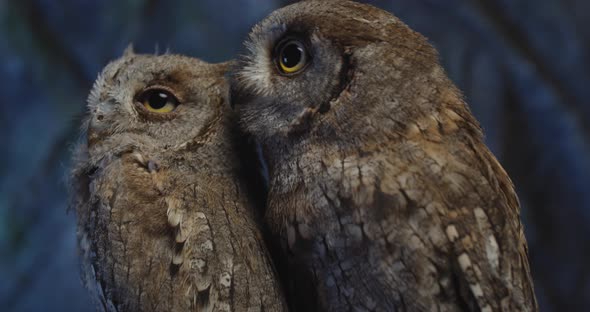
left=87, top=54, right=227, bottom=151
left=231, top=24, right=350, bottom=141
left=89, top=80, right=184, bottom=146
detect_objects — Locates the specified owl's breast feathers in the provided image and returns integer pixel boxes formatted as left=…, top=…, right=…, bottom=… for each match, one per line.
left=269, top=112, right=537, bottom=311
left=73, top=148, right=286, bottom=312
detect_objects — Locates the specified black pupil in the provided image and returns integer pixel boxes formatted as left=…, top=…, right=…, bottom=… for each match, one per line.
left=149, top=91, right=169, bottom=109
left=281, top=43, right=303, bottom=68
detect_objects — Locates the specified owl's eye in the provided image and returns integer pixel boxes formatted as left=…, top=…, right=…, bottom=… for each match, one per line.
left=137, top=88, right=179, bottom=113
left=277, top=39, right=309, bottom=75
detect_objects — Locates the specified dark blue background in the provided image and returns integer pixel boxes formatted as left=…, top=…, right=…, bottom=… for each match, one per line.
left=1, top=0, right=588, bottom=310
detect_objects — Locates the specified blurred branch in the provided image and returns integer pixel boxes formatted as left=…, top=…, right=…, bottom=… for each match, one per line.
left=470, top=0, right=590, bottom=139
left=0, top=0, right=93, bottom=309
left=2, top=0, right=91, bottom=225
left=10, top=0, right=92, bottom=87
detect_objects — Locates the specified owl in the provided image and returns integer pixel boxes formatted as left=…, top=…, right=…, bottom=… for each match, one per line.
left=69, top=48, right=287, bottom=311
left=230, top=1, right=538, bottom=311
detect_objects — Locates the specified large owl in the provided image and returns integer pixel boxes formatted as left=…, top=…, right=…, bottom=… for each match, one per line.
left=230, top=1, right=538, bottom=311
left=70, top=50, right=287, bottom=311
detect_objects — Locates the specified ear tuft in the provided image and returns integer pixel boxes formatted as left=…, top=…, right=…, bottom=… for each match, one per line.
left=123, top=44, right=135, bottom=57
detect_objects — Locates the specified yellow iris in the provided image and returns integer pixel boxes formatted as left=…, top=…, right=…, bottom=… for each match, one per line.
left=143, top=100, right=176, bottom=113
left=140, top=89, right=179, bottom=113
left=278, top=40, right=307, bottom=74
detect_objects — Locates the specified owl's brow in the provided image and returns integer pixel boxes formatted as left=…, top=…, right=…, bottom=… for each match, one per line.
left=258, top=23, right=288, bottom=49
left=111, top=56, right=137, bottom=83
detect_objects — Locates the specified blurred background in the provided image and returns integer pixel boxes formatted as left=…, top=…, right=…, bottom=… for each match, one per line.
left=0, top=0, right=588, bottom=310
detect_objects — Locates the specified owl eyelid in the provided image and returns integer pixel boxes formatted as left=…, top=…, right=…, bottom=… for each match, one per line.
left=273, top=36, right=301, bottom=54
left=135, top=85, right=184, bottom=104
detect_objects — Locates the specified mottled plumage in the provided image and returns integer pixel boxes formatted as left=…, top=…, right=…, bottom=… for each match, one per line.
left=70, top=50, right=286, bottom=311
left=231, top=1, right=538, bottom=311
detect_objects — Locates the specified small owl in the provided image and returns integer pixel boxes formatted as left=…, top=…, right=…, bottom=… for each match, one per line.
left=231, top=1, right=538, bottom=311
left=70, top=48, right=287, bottom=311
